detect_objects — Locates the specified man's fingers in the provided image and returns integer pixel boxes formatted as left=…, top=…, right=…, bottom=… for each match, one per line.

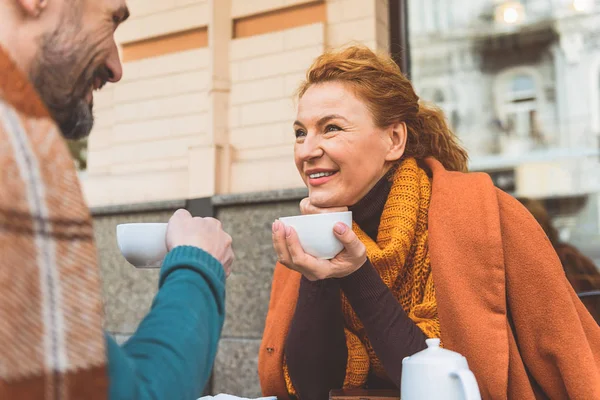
left=172, top=208, right=192, bottom=220
left=226, top=248, right=235, bottom=267
left=223, top=249, right=235, bottom=277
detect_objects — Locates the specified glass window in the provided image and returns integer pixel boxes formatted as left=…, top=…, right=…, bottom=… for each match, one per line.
left=499, top=71, right=539, bottom=141
left=421, top=87, right=460, bottom=130
left=407, top=0, right=600, bottom=321
left=511, top=74, right=535, bottom=95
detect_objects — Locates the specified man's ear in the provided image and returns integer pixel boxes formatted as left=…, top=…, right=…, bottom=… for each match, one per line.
left=384, top=121, right=407, bottom=162
left=16, top=0, right=48, bottom=17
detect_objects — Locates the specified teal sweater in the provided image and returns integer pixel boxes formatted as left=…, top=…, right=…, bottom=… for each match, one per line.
left=105, top=246, right=226, bottom=400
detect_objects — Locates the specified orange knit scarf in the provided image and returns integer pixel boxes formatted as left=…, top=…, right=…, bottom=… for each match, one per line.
left=284, top=158, right=440, bottom=394
left=343, top=157, right=440, bottom=386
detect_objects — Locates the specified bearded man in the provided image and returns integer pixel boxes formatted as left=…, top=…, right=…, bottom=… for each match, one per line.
left=0, top=1, right=234, bottom=399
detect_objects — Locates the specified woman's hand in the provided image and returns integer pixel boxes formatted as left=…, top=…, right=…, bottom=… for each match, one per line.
left=272, top=219, right=367, bottom=281
left=299, top=197, right=348, bottom=215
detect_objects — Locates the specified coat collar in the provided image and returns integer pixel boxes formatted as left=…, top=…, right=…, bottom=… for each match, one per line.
left=0, top=44, right=50, bottom=119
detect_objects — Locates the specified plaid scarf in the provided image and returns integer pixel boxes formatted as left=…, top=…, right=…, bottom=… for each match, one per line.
left=0, top=46, right=108, bottom=398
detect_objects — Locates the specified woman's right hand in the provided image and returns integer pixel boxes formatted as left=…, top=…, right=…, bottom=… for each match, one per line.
left=299, top=197, right=348, bottom=215
left=271, top=197, right=364, bottom=281
left=272, top=220, right=366, bottom=281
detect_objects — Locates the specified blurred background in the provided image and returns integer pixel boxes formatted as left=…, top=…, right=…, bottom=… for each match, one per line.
left=72, top=0, right=600, bottom=396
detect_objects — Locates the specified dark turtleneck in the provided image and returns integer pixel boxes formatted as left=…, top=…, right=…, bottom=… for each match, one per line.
left=349, top=166, right=396, bottom=241
left=284, top=170, right=428, bottom=400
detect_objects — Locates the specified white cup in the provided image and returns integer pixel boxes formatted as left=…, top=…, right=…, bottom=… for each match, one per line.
left=278, top=211, right=353, bottom=260
left=116, top=223, right=168, bottom=268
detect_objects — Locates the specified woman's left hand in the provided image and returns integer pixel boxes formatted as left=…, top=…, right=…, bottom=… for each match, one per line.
left=272, top=220, right=367, bottom=281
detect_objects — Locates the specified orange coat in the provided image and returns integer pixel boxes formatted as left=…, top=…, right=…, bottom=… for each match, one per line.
left=259, top=158, right=600, bottom=399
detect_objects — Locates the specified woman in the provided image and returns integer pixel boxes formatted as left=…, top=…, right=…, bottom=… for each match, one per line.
left=258, top=46, right=600, bottom=400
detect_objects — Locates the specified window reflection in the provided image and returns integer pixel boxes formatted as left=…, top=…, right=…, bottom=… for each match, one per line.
left=409, top=0, right=600, bottom=321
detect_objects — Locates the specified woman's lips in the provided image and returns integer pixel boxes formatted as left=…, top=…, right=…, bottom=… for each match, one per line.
left=307, top=171, right=339, bottom=186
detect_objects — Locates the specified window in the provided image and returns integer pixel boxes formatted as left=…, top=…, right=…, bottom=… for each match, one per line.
left=588, top=57, right=600, bottom=135
left=421, top=87, right=460, bottom=130
left=495, top=69, right=542, bottom=142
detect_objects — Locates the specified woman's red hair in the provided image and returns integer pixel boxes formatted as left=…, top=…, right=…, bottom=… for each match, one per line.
left=297, top=45, right=469, bottom=172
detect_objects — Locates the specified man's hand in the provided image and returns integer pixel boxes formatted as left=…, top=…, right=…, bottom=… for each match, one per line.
left=166, top=209, right=234, bottom=277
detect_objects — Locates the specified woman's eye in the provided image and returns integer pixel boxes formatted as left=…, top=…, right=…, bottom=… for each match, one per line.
left=295, top=129, right=306, bottom=138
left=325, top=124, right=342, bottom=133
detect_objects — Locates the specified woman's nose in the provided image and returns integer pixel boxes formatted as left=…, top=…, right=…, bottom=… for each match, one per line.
left=296, top=136, right=324, bottom=160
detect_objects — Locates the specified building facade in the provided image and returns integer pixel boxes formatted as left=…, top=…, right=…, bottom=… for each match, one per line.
left=410, top=0, right=600, bottom=261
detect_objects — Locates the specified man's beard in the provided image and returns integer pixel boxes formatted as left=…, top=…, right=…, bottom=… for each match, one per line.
left=29, top=8, right=110, bottom=140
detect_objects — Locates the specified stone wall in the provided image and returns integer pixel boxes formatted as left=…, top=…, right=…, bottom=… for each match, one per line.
left=93, top=201, right=183, bottom=336
left=92, top=190, right=305, bottom=397
left=211, top=190, right=304, bottom=397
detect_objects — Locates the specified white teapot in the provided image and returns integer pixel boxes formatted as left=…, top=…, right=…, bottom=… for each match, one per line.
left=401, top=338, right=481, bottom=400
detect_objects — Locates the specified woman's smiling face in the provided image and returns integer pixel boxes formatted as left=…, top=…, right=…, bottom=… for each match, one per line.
left=294, top=81, right=404, bottom=207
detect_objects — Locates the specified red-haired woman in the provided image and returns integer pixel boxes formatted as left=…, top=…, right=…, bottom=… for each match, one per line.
left=258, top=45, right=600, bottom=400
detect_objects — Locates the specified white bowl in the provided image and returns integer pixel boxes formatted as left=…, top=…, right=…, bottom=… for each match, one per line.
left=116, top=223, right=168, bottom=268
left=278, top=211, right=352, bottom=260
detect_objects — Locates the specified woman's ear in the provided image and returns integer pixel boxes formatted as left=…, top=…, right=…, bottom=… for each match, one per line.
left=384, top=122, right=407, bottom=162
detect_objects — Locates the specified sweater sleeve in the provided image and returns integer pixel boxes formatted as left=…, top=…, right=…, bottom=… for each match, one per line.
left=339, top=259, right=427, bottom=388
left=285, top=276, right=347, bottom=399
left=106, top=245, right=226, bottom=400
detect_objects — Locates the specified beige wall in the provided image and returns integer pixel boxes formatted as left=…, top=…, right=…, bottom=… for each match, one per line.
left=83, top=48, right=210, bottom=206
left=83, top=0, right=391, bottom=207
left=117, top=0, right=209, bottom=43
left=327, top=0, right=387, bottom=49
left=232, top=0, right=317, bottom=18
left=229, top=22, right=325, bottom=193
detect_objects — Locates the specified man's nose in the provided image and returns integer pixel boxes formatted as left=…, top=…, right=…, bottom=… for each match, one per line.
left=105, top=41, right=123, bottom=83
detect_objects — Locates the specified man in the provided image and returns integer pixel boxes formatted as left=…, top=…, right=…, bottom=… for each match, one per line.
left=0, top=1, right=234, bottom=399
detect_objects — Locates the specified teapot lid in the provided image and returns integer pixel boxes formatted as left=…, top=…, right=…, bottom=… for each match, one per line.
left=403, top=338, right=467, bottom=365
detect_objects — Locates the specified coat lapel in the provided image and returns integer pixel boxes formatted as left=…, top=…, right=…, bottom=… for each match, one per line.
left=426, top=157, right=509, bottom=399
